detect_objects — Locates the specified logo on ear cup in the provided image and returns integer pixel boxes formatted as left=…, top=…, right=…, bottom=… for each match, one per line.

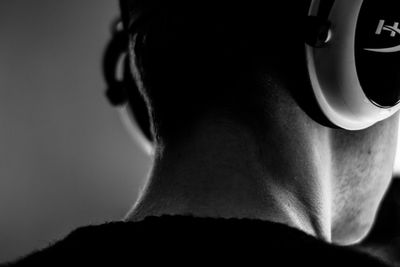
left=365, top=20, right=400, bottom=53
left=375, top=20, right=400, bottom=36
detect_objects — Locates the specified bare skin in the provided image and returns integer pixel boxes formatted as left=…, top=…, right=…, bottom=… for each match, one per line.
left=125, top=76, right=399, bottom=245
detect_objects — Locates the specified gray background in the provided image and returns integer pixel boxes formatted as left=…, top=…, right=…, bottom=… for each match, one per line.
left=0, top=0, right=399, bottom=263
left=0, top=0, right=151, bottom=262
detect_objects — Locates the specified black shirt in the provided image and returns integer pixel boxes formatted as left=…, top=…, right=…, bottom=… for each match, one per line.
left=3, top=216, right=391, bottom=266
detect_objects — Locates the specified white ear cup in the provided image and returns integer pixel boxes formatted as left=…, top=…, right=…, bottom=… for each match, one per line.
left=118, top=105, right=154, bottom=155
left=306, top=0, right=400, bottom=130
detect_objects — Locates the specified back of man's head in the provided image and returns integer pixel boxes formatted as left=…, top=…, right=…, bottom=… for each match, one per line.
left=120, top=0, right=400, bottom=246
left=123, top=0, right=312, bottom=144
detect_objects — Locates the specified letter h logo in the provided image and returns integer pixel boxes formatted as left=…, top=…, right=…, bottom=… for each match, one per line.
left=376, top=20, right=400, bottom=37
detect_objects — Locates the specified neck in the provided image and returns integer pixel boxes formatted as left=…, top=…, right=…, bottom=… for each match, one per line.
left=125, top=114, right=333, bottom=242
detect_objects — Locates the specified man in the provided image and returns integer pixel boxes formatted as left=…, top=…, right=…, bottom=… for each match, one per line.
left=5, top=0, right=399, bottom=266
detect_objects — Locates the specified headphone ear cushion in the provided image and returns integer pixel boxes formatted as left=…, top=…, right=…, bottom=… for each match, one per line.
left=123, top=57, right=154, bottom=144
left=103, top=23, right=129, bottom=106
left=102, top=18, right=154, bottom=145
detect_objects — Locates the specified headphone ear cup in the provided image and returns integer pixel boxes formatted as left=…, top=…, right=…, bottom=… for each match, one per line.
left=103, top=18, right=154, bottom=150
left=123, top=57, right=154, bottom=144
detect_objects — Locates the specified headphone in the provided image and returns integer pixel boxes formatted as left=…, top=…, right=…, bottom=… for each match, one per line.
left=103, top=2, right=154, bottom=154
left=103, top=0, right=400, bottom=153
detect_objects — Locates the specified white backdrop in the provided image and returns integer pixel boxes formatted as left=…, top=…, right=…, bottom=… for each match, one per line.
left=0, top=0, right=399, bottom=263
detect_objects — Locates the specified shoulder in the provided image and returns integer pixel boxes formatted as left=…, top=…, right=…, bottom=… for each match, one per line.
left=3, top=216, right=390, bottom=267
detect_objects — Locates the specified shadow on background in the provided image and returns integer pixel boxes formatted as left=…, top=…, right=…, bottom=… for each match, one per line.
left=0, top=0, right=151, bottom=262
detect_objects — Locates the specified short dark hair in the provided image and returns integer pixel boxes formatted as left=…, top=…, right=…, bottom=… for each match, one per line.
left=126, top=1, right=311, bottom=143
